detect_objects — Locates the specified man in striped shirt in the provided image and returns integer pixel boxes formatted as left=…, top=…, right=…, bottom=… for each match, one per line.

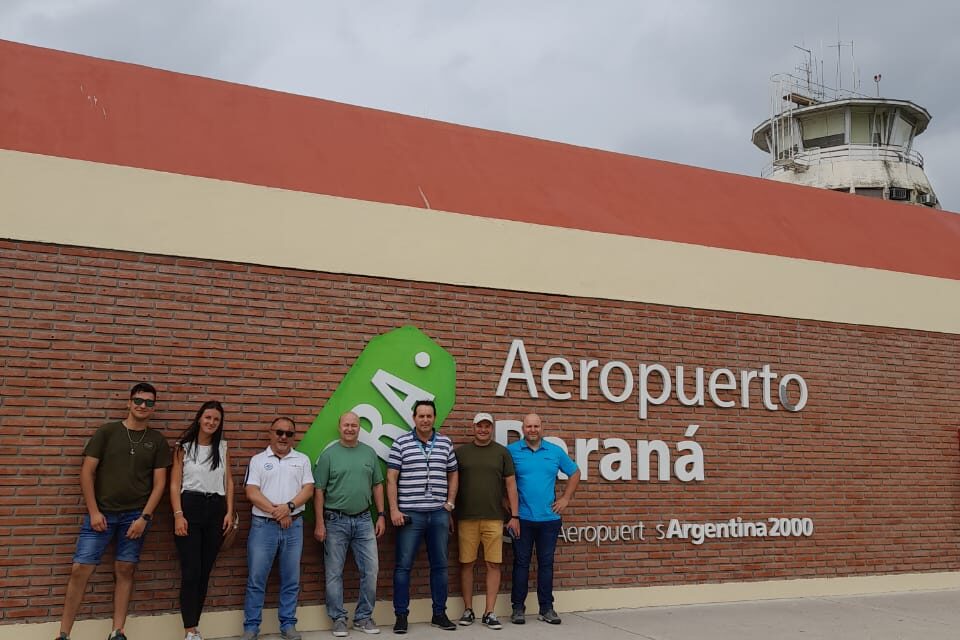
left=387, top=399, right=459, bottom=634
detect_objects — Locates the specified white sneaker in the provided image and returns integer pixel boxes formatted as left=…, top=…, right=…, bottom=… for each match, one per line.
left=185, top=632, right=203, bottom=640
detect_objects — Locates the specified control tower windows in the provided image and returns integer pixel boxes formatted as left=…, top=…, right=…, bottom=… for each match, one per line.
left=890, top=114, right=914, bottom=148
left=851, top=110, right=872, bottom=144
left=802, top=111, right=845, bottom=149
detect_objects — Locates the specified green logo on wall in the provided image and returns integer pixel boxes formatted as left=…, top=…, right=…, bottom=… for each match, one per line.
left=298, top=325, right=457, bottom=469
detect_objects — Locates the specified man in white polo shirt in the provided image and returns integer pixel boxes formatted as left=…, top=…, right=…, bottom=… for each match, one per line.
left=241, top=417, right=315, bottom=640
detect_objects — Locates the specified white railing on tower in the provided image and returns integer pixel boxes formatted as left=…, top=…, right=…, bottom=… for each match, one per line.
left=761, top=144, right=924, bottom=177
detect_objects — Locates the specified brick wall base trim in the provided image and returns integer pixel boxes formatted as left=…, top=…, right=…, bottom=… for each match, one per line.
left=5, top=572, right=959, bottom=640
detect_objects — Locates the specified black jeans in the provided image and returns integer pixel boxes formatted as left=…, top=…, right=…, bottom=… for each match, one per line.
left=174, top=491, right=227, bottom=628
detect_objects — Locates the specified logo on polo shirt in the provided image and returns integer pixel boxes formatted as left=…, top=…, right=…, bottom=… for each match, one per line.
left=298, top=325, right=456, bottom=471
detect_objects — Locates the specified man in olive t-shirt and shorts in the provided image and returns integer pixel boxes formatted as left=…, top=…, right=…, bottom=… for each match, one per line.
left=55, top=382, right=172, bottom=640
left=454, top=413, right=519, bottom=630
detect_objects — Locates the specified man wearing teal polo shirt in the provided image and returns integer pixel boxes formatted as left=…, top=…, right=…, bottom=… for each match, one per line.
left=507, top=413, right=580, bottom=626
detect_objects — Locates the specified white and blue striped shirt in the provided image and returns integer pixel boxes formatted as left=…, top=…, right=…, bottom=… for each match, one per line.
left=388, top=430, right=458, bottom=512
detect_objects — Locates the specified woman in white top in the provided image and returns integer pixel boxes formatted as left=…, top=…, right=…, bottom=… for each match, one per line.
left=170, top=401, right=234, bottom=640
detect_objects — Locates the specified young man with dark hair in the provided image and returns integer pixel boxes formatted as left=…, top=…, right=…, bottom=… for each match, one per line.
left=55, top=383, right=172, bottom=640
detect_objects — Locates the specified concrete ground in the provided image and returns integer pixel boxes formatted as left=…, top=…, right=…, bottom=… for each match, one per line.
left=226, top=588, right=959, bottom=640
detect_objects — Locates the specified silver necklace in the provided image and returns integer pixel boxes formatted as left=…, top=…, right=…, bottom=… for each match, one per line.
left=123, top=421, right=148, bottom=455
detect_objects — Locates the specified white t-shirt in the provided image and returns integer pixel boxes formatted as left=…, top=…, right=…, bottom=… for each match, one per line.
left=180, top=441, right=228, bottom=495
left=245, top=446, right=313, bottom=518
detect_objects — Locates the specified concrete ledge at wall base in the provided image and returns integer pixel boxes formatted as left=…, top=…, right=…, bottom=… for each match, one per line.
left=553, top=570, right=960, bottom=611
left=6, top=572, right=960, bottom=640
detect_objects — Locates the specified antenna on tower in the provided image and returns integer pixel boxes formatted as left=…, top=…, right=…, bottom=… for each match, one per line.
left=851, top=40, right=859, bottom=92
left=873, top=73, right=882, bottom=97
left=827, top=32, right=854, bottom=94
left=794, top=44, right=813, bottom=94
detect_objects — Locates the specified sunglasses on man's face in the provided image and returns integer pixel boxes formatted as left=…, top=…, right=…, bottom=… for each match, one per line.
left=132, top=397, right=156, bottom=408
left=275, top=429, right=295, bottom=439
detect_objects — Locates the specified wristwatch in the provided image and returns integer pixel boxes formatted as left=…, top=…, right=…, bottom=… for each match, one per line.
left=140, top=513, right=153, bottom=522
left=287, top=501, right=296, bottom=512
left=377, top=511, right=386, bottom=518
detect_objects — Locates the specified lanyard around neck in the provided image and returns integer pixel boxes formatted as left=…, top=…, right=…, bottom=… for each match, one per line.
left=416, top=431, right=437, bottom=460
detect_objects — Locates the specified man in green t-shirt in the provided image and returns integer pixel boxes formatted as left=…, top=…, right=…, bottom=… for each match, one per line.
left=313, top=411, right=386, bottom=637
left=55, top=382, right=172, bottom=640
left=454, top=412, right=519, bottom=630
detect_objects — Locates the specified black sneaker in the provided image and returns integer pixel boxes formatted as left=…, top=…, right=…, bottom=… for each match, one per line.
left=54, top=634, right=70, bottom=640
left=510, top=607, right=525, bottom=625
left=431, top=614, right=457, bottom=631
left=458, top=608, right=475, bottom=626
left=393, top=615, right=408, bottom=635
left=481, top=612, right=503, bottom=630
left=537, top=609, right=562, bottom=625
left=107, top=631, right=127, bottom=640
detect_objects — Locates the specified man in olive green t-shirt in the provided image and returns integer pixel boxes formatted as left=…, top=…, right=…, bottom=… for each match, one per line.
left=55, top=382, right=172, bottom=640
left=454, top=413, right=519, bottom=630
left=313, top=411, right=386, bottom=636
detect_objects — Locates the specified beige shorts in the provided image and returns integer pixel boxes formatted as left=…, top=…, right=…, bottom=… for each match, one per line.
left=457, top=519, right=503, bottom=564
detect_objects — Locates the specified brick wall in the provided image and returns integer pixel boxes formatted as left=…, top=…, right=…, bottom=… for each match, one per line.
left=1, top=239, right=958, bottom=624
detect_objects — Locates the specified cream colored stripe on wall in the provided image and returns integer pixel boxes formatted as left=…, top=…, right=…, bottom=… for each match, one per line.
left=2, top=149, right=959, bottom=334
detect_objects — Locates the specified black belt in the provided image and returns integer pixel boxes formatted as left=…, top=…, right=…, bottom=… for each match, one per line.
left=182, top=490, right=224, bottom=498
left=325, top=508, right=369, bottom=518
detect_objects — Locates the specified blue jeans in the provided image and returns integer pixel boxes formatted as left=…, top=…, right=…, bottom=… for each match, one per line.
left=73, top=509, right=150, bottom=565
left=511, top=518, right=562, bottom=613
left=243, top=515, right=303, bottom=633
left=393, top=509, right=449, bottom=616
left=324, top=510, right=379, bottom=622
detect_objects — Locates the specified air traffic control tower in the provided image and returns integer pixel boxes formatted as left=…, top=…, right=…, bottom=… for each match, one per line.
left=752, top=59, right=940, bottom=209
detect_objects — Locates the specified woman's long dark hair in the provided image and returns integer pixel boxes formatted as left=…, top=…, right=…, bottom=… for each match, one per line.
left=178, top=400, right=225, bottom=470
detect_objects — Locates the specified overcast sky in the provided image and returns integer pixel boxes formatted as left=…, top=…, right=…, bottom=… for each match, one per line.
left=2, top=0, right=957, bottom=211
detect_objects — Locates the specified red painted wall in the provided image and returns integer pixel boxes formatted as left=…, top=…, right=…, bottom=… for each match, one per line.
left=2, top=39, right=960, bottom=279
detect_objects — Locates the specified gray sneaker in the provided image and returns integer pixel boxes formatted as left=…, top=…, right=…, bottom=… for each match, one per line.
left=240, top=632, right=259, bottom=640
left=281, top=626, right=303, bottom=640
left=510, top=608, right=525, bottom=625
left=332, top=618, right=349, bottom=637
left=354, top=618, right=381, bottom=634
left=537, top=609, right=562, bottom=625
